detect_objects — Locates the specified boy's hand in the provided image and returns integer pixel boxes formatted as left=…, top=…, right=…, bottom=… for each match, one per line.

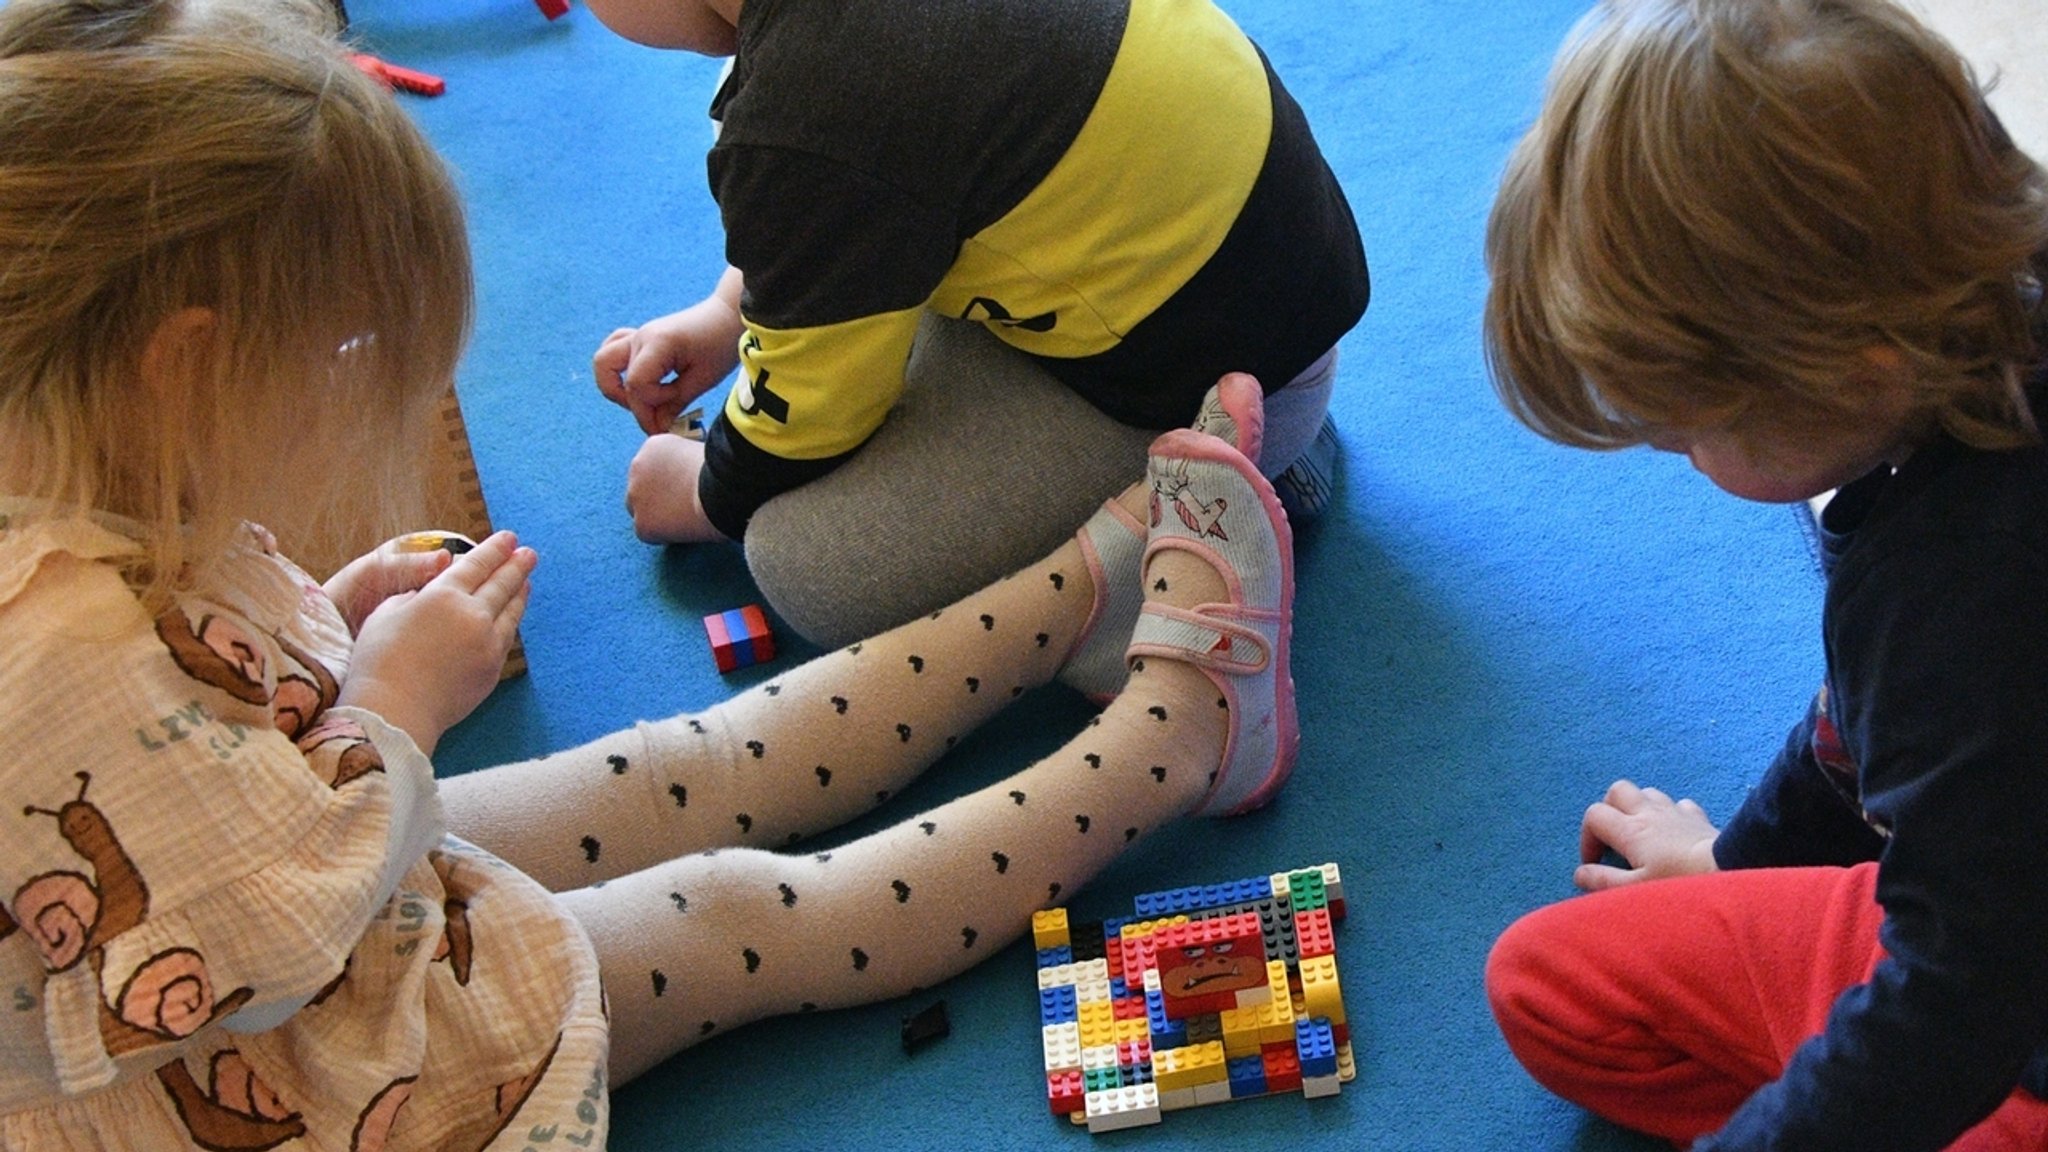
left=623, top=434, right=729, bottom=544
left=593, top=296, right=744, bottom=435
left=336, top=531, right=536, bottom=756
left=1575, top=779, right=1720, bottom=891
left=323, top=535, right=463, bottom=635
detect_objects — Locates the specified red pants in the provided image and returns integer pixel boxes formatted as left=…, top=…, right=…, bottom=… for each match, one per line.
left=1485, top=862, right=2048, bottom=1149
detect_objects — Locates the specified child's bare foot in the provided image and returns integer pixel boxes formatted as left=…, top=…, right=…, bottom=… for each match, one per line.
left=624, top=434, right=726, bottom=544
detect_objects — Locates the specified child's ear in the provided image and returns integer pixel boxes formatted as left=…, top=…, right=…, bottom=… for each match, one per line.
left=138, top=307, right=218, bottom=404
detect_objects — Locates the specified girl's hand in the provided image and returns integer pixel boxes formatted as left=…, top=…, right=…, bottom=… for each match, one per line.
left=1575, top=779, right=1721, bottom=891
left=323, top=535, right=462, bottom=635
left=336, top=531, right=536, bottom=756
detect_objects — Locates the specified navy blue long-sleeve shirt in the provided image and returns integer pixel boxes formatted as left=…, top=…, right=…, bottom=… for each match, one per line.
left=1703, top=386, right=2048, bottom=1151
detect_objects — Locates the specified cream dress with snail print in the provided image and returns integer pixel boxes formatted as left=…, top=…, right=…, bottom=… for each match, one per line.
left=0, top=504, right=608, bottom=1151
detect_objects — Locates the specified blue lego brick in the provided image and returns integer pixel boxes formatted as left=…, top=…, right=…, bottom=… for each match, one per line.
left=1144, top=990, right=1186, bottom=1050
left=1227, top=1054, right=1268, bottom=1098
left=1040, top=986, right=1079, bottom=1026
left=1037, top=946, right=1074, bottom=968
left=1296, top=1018, right=1339, bottom=1079
left=1109, top=976, right=1130, bottom=1001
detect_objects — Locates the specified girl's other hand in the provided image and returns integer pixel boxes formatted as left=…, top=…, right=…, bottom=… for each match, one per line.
left=1574, top=779, right=1721, bottom=891
left=323, top=534, right=462, bottom=635
left=336, top=531, right=536, bottom=756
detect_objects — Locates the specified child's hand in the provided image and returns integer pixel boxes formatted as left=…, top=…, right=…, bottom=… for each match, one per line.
left=323, top=537, right=458, bottom=635
left=593, top=296, right=744, bottom=436
left=623, top=434, right=730, bottom=544
left=335, top=531, right=536, bottom=756
left=1574, top=779, right=1720, bottom=891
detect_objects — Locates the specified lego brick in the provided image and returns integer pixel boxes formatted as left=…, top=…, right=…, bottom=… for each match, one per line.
left=1042, top=1023, right=1082, bottom=1075
left=535, top=0, right=571, bottom=19
left=1295, top=907, right=1336, bottom=959
left=1048, top=1069, right=1085, bottom=1116
left=1295, top=1018, right=1339, bottom=1079
left=1083, top=1084, right=1161, bottom=1133
left=1262, top=1047, right=1303, bottom=1096
left=704, top=604, right=776, bottom=673
left=1033, top=907, right=1070, bottom=951
left=1226, top=1054, right=1267, bottom=1099
left=899, top=999, right=948, bottom=1054
left=1038, top=986, right=1078, bottom=1027
left=1298, top=954, right=1345, bottom=1025
left=1029, top=862, right=1355, bottom=1132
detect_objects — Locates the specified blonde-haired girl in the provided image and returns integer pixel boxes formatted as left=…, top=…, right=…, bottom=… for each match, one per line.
left=1482, top=0, right=2048, bottom=1149
left=0, top=1, right=1298, bottom=1146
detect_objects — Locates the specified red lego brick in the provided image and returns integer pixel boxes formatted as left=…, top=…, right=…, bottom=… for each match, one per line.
left=1261, top=1046, right=1303, bottom=1095
left=348, top=54, right=446, bottom=97
left=535, top=0, right=570, bottom=17
left=1294, top=908, right=1336, bottom=959
left=1048, top=1069, right=1085, bottom=1116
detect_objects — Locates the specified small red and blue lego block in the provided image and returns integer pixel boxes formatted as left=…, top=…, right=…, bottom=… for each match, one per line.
left=703, top=604, right=775, bottom=673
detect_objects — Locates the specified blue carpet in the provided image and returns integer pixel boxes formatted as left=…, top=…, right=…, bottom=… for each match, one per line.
left=350, top=1, right=1826, bottom=1147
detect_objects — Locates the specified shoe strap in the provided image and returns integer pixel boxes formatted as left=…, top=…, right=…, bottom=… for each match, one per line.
left=1126, top=601, right=1273, bottom=677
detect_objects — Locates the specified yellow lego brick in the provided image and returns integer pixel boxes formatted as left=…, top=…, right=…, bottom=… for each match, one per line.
left=1032, top=907, right=1070, bottom=950
left=1151, top=1041, right=1227, bottom=1092
left=1077, top=999, right=1118, bottom=1048
left=1299, top=954, right=1345, bottom=1024
left=1114, top=1016, right=1152, bottom=1043
left=1257, top=993, right=1297, bottom=1045
left=1218, top=1005, right=1263, bottom=1059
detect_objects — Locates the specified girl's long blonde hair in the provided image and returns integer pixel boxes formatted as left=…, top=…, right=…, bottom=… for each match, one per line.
left=1486, top=0, right=2048, bottom=454
left=0, top=0, right=473, bottom=606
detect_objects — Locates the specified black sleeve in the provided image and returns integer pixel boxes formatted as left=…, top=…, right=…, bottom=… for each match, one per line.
left=1699, top=531, right=2048, bottom=1151
left=1713, top=702, right=1886, bottom=871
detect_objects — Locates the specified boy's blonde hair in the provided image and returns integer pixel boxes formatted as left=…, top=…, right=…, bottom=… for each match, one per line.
left=1486, top=0, right=2048, bottom=455
left=0, top=0, right=472, bottom=605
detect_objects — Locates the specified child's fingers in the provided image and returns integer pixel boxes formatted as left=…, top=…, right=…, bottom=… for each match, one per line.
left=431, top=530, right=521, bottom=594
left=1580, top=801, right=1621, bottom=865
left=495, top=575, right=533, bottom=643
left=470, top=546, right=538, bottom=620
left=1573, top=862, right=1639, bottom=892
